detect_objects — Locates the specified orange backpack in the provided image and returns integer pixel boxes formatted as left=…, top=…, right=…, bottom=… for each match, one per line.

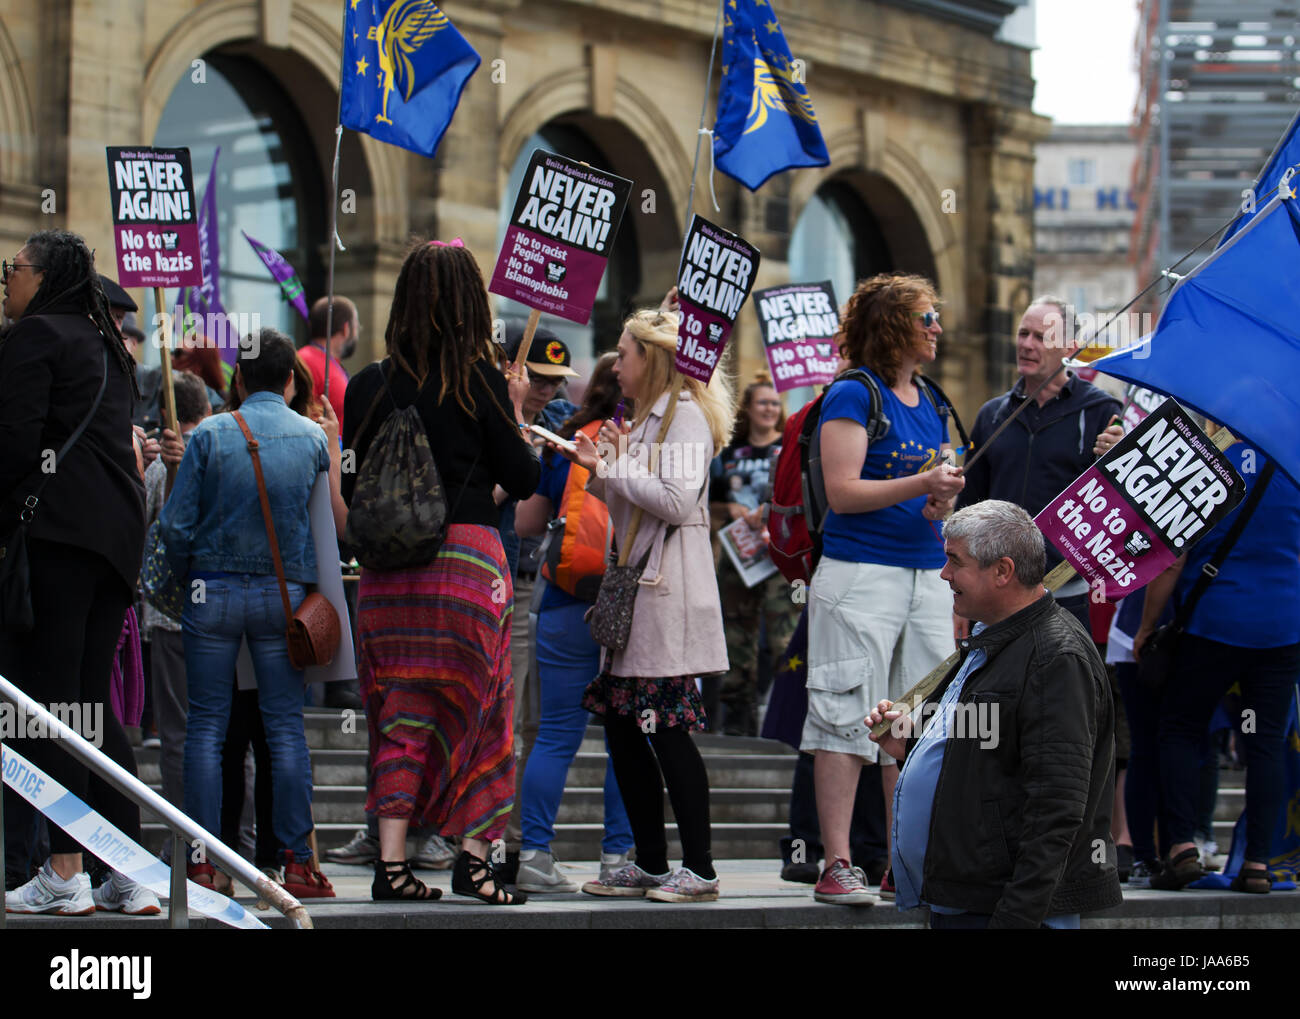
left=541, top=420, right=612, bottom=601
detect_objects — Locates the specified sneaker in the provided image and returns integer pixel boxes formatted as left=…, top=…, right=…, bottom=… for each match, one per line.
left=282, top=859, right=336, bottom=899
left=1195, top=837, right=1224, bottom=872
left=781, top=861, right=821, bottom=884
left=323, top=829, right=379, bottom=865
left=645, top=867, right=720, bottom=903
left=92, top=871, right=162, bottom=916
left=516, top=850, right=579, bottom=893
left=141, top=735, right=161, bottom=750
left=581, top=862, right=670, bottom=897
left=878, top=868, right=896, bottom=901
left=813, top=858, right=878, bottom=907
left=1127, top=859, right=1162, bottom=889
left=411, top=834, right=456, bottom=870
left=5, top=862, right=95, bottom=916
left=599, top=851, right=632, bottom=882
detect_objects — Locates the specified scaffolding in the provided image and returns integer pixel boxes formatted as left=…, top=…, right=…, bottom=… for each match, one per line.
left=1132, top=1, right=1300, bottom=311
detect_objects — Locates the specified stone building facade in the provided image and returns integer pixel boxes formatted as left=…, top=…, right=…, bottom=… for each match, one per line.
left=0, top=0, right=1047, bottom=421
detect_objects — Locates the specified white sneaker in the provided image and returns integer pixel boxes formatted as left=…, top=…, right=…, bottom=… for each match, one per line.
left=6, top=862, right=95, bottom=916
left=516, top=850, right=579, bottom=893
left=599, top=851, right=632, bottom=882
left=92, top=871, right=162, bottom=916
left=410, top=833, right=456, bottom=870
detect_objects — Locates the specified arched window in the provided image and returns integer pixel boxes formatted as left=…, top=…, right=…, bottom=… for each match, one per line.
left=788, top=180, right=893, bottom=305
left=496, top=124, right=640, bottom=372
left=142, top=54, right=324, bottom=363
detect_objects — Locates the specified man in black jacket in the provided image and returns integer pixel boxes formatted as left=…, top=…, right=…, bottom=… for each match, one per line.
left=956, top=297, right=1122, bottom=630
left=869, top=501, right=1122, bottom=928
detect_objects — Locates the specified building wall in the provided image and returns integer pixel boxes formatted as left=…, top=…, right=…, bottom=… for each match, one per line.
left=0, top=0, right=1046, bottom=422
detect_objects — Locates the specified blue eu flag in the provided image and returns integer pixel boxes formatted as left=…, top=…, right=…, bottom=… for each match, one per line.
left=341, top=1, right=481, bottom=159
left=713, top=0, right=829, bottom=191
left=1217, top=107, right=1300, bottom=248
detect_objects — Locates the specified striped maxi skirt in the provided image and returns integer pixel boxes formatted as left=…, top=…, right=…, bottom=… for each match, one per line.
left=357, top=524, right=516, bottom=841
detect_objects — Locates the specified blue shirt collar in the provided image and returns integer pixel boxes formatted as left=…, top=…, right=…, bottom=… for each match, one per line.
left=240, top=390, right=287, bottom=408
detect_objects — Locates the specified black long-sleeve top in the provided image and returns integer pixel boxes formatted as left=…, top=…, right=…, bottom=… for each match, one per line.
left=341, top=357, right=539, bottom=524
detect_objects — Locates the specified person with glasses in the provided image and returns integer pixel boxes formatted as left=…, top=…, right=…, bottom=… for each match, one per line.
left=1, top=231, right=161, bottom=915
left=706, top=374, right=800, bottom=736
left=493, top=324, right=580, bottom=879
left=801, top=272, right=965, bottom=906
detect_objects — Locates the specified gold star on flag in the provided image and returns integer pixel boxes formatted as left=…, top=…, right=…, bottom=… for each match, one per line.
left=754, top=0, right=767, bottom=6
left=722, top=64, right=730, bottom=75
left=356, top=56, right=368, bottom=76
left=729, top=0, right=737, bottom=7
left=785, top=654, right=803, bottom=672
left=766, top=19, right=779, bottom=33
left=725, top=14, right=733, bottom=27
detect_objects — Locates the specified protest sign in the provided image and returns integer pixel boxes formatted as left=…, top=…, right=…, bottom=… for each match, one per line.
left=675, top=215, right=761, bottom=384
left=489, top=149, right=632, bottom=325
left=753, top=281, right=839, bottom=392
left=719, top=518, right=778, bottom=587
left=105, top=146, right=203, bottom=288
left=1035, top=400, right=1246, bottom=600
left=1122, top=385, right=1165, bottom=433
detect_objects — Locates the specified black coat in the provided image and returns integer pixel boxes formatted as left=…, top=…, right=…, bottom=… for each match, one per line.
left=0, top=305, right=145, bottom=592
left=908, top=592, right=1124, bottom=927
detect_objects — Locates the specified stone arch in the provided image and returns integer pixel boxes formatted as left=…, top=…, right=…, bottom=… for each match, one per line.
left=0, top=18, right=37, bottom=186
left=791, top=127, right=959, bottom=296
left=498, top=68, right=693, bottom=237
left=139, top=0, right=404, bottom=245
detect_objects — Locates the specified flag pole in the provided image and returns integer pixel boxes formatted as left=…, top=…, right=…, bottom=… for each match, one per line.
left=683, top=0, right=726, bottom=235
left=322, top=1, right=351, bottom=408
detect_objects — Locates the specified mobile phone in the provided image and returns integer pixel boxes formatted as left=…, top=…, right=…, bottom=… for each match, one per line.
left=527, top=424, right=577, bottom=453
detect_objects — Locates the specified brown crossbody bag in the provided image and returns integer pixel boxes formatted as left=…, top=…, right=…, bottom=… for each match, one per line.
left=233, top=411, right=341, bottom=671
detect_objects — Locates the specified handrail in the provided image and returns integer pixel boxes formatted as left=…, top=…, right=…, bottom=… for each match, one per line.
left=0, top=674, right=312, bottom=929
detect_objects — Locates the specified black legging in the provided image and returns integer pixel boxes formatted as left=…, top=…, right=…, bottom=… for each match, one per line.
left=603, top=712, right=715, bottom=879
left=0, top=539, right=139, bottom=856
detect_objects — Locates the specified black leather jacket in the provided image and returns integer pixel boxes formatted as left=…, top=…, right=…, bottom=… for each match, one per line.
left=906, top=591, right=1123, bottom=928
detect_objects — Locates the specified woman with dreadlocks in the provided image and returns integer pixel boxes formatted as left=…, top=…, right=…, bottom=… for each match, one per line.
left=340, top=240, right=538, bottom=905
left=0, top=230, right=160, bottom=916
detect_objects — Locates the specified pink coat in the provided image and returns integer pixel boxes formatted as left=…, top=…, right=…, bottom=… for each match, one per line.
left=586, top=389, right=729, bottom=679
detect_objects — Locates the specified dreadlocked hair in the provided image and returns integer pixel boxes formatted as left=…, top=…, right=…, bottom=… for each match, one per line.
left=384, top=239, right=518, bottom=429
left=22, top=230, right=140, bottom=401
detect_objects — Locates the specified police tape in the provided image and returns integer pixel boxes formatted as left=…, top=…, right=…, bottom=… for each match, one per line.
left=2, top=742, right=267, bottom=930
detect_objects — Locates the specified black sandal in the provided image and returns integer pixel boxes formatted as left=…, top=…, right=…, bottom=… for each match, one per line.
left=1229, top=864, right=1272, bottom=894
left=372, top=860, right=442, bottom=902
left=451, top=851, right=528, bottom=906
left=1149, top=847, right=1205, bottom=890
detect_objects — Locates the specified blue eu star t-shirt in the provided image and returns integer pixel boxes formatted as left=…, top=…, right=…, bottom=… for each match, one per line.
left=817, top=369, right=949, bottom=569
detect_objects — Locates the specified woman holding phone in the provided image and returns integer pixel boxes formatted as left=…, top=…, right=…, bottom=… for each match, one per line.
left=554, top=308, right=735, bottom=902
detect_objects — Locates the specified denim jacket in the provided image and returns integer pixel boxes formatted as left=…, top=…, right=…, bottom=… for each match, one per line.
left=159, top=391, right=330, bottom=584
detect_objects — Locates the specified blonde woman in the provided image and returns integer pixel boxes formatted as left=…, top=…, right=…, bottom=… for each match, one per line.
left=555, top=308, right=735, bottom=902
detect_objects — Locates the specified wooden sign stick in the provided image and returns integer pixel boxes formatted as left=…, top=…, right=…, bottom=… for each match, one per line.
left=869, top=424, right=1238, bottom=738
left=154, top=286, right=181, bottom=494
left=512, top=308, right=542, bottom=375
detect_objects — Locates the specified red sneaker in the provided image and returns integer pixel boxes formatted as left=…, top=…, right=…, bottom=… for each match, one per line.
left=282, top=859, right=336, bottom=899
left=879, top=868, right=896, bottom=900
left=813, top=858, right=878, bottom=906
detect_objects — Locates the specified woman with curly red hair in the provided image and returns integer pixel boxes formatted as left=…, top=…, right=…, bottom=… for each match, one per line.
left=802, top=272, right=965, bottom=906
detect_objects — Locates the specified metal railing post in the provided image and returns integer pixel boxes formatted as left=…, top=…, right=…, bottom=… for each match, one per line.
left=168, top=832, right=188, bottom=929
left=0, top=675, right=311, bottom=928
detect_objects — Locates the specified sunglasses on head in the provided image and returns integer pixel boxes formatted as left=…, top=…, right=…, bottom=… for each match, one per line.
left=913, top=311, right=940, bottom=328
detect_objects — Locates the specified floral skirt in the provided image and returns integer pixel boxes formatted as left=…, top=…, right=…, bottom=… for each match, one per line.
left=582, top=670, right=708, bottom=732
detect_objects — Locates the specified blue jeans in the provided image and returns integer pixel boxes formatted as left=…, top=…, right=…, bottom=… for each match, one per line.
left=182, top=573, right=314, bottom=862
left=521, top=601, right=633, bottom=854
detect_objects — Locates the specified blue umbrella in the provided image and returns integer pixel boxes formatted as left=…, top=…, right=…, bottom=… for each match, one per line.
left=1086, top=192, right=1300, bottom=488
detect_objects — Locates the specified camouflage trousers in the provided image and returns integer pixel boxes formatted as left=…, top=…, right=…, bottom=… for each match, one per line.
left=718, top=560, right=801, bottom=715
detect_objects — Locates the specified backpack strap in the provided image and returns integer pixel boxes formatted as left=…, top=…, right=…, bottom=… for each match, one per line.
left=916, top=374, right=971, bottom=454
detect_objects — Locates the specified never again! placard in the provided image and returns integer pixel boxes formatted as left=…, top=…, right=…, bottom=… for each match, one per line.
left=675, top=215, right=761, bottom=384
left=105, top=146, right=202, bottom=288
left=489, top=150, right=632, bottom=325
left=1035, top=401, right=1246, bottom=599
left=753, top=281, right=840, bottom=392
